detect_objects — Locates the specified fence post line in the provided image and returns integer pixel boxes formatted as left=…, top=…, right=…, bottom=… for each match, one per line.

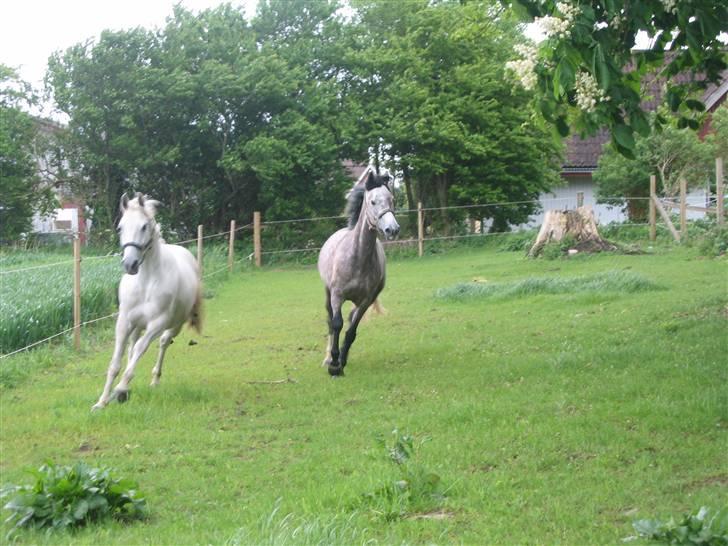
left=228, top=220, right=236, bottom=272
left=417, top=202, right=424, bottom=257
left=649, top=175, right=657, bottom=241
left=576, top=191, right=584, bottom=208
left=679, top=177, right=687, bottom=240
left=197, top=225, right=203, bottom=276
left=73, top=236, right=81, bottom=351
left=717, top=157, right=724, bottom=226
left=253, top=211, right=262, bottom=267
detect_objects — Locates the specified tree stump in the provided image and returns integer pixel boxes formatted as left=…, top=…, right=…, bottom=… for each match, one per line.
left=528, top=205, right=617, bottom=257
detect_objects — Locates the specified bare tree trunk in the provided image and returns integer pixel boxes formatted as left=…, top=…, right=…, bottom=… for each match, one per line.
left=529, top=205, right=616, bottom=257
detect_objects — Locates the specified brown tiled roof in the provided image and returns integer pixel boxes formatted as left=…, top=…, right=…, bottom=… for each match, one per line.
left=564, top=62, right=727, bottom=171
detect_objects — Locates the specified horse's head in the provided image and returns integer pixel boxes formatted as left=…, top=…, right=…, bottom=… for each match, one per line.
left=117, top=192, right=160, bottom=275
left=363, top=170, right=400, bottom=240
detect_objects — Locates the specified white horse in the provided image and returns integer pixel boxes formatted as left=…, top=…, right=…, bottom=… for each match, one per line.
left=318, top=169, right=400, bottom=376
left=92, top=193, right=202, bottom=410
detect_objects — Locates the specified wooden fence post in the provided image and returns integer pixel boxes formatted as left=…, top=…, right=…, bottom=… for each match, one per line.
left=73, top=236, right=81, bottom=351
left=197, top=225, right=203, bottom=277
left=253, top=211, right=262, bottom=267
left=417, top=202, right=424, bottom=258
left=717, top=157, right=724, bottom=226
left=649, top=175, right=656, bottom=241
left=679, top=177, right=687, bottom=240
left=576, top=191, right=584, bottom=208
left=228, top=220, right=236, bottom=272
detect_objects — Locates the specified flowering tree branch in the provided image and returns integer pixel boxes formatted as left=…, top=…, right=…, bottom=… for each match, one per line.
left=505, top=0, right=727, bottom=158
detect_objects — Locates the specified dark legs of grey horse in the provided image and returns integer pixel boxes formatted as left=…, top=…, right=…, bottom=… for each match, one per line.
left=324, top=289, right=346, bottom=376
left=339, top=302, right=370, bottom=368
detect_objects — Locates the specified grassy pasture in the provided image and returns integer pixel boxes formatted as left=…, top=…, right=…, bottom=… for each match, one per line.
left=0, top=245, right=726, bottom=544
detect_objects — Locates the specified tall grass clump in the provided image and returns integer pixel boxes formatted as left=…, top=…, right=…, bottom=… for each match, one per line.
left=435, top=270, right=661, bottom=301
left=0, top=254, right=121, bottom=354
left=226, top=502, right=372, bottom=546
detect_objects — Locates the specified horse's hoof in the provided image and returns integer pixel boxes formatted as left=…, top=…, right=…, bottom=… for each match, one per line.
left=91, top=403, right=105, bottom=412
left=114, top=389, right=130, bottom=403
left=328, top=364, right=344, bottom=377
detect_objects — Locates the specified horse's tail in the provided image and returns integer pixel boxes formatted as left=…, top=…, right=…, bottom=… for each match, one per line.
left=363, top=298, right=387, bottom=322
left=189, top=281, right=203, bottom=334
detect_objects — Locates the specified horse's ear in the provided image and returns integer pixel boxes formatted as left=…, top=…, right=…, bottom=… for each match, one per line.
left=136, top=192, right=145, bottom=207
left=364, top=171, right=378, bottom=191
left=144, top=199, right=161, bottom=217
left=120, top=193, right=129, bottom=213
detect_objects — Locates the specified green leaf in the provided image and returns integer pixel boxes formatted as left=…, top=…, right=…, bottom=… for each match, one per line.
left=555, top=116, right=570, bottom=137
left=73, top=499, right=89, bottom=520
left=685, top=99, right=705, bottom=112
left=612, top=124, right=635, bottom=151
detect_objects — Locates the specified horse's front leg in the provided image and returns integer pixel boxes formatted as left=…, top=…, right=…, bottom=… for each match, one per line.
left=327, top=292, right=345, bottom=376
left=339, top=300, right=371, bottom=369
left=113, top=320, right=166, bottom=402
left=92, top=315, right=132, bottom=410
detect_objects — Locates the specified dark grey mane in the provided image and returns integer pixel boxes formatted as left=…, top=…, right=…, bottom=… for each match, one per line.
left=345, top=186, right=366, bottom=229
left=345, top=171, right=391, bottom=229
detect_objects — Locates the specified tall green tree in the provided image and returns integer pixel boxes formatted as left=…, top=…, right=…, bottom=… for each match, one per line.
left=593, top=112, right=713, bottom=221
left=0, top=65, right=56, bottom=241
left=343, top=0, right=562, bottom=232
left=47, top=2, right=353, bottom=235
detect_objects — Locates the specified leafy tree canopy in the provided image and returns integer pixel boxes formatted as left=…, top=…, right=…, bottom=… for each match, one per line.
left=0, top=65, right=56, bottom=241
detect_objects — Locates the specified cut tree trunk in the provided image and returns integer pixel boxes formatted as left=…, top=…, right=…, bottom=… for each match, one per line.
left=529, top=205, right=617, bottom=257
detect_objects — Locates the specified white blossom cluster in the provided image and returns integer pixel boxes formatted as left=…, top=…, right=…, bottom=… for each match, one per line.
left=574, top=71, right=608, bottom=113
left=661, top=0, right=678, bottom=14
left=505, top=44, right=539, bottom=91
left=535, top=2, right=580, bottom=39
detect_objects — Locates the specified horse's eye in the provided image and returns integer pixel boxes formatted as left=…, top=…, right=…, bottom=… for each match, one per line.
left=141, top=224, right=147, bottom=232
left=371, top=200, right=376, bottom=205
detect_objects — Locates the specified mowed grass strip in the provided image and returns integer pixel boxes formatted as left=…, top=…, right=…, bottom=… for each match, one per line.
left=0, top=246, right=726, bottom=545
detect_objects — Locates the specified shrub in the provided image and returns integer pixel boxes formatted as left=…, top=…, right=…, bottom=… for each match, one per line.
left=1, top=462, right=147, bottom=534
left=631, top=506, right=728, bottom=545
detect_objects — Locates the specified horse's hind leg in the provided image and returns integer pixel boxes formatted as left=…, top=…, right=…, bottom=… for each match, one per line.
left=150, top=327, right=178, bottom=387
left=92, top=315, right=132, bottom=410
left=322, top=289, right=334, bottom=367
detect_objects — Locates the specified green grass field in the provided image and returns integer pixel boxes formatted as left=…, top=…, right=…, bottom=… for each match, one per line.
left=1, top=244, right=726, bottom=544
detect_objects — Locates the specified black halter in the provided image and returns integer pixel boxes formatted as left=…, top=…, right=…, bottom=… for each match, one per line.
left=121, top=236, right=153, bottom=265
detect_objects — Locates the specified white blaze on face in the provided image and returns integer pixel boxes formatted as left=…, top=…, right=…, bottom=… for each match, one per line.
left=368, top=186, right=400, bottom=240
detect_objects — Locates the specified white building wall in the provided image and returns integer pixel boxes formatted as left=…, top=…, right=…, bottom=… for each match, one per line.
left=519, top=176, right=712, bottom=229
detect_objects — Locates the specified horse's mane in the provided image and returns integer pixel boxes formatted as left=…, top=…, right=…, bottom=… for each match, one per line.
left=344, top=170, right=391, bottom=229
left=345, top=186, right=366, bottom=229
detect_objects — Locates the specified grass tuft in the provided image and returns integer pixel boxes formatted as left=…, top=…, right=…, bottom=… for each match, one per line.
left=435, top=270, right=661, bottom=301
left=225, top=502, right=373, bottom=546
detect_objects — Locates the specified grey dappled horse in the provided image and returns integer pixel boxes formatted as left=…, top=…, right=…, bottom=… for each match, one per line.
left=317, top=169, right=400, bottom=376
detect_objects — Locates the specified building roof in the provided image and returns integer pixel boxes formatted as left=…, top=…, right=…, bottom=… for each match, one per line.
left=563, top=62, right=727, bottom=172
